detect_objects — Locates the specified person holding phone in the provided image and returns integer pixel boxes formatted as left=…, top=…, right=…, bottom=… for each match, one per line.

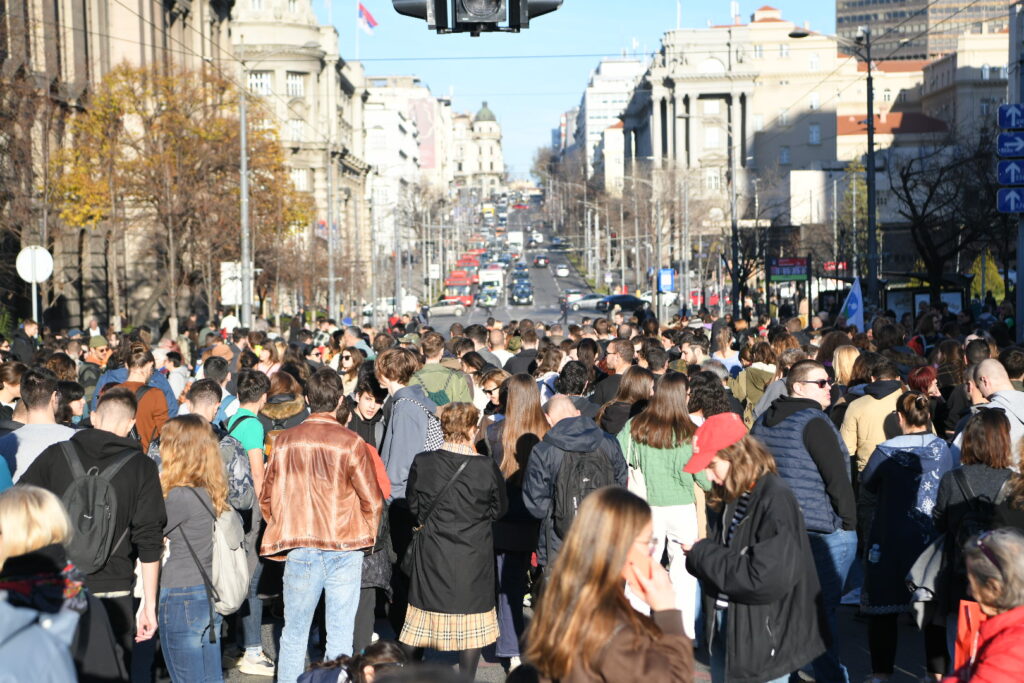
left=524, top=486, right=694, bottom=683
left=682, top=413, right=826, bottom=683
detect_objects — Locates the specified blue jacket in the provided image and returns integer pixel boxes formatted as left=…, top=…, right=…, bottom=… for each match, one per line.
left=752, top=399, right=852, bottom=533
left=381, top=384, right=437, bottom=502
left=0, top=600, right=78, bottom=682
left=89, top=367, right=179, bottom=417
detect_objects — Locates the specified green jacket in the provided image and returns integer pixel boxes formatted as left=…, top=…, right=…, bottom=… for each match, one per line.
left=617, top=419, right=711, bottom=507
left=409, top=363, right=473, bottom=406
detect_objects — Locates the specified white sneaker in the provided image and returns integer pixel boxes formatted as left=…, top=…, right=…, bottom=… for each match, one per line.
left=509, top=656, right=522, bottom=671
left=238, top=651, right=276, bottom=677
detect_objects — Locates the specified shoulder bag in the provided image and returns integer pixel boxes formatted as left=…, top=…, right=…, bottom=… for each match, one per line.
left=400, top=459, right=470, bottom=576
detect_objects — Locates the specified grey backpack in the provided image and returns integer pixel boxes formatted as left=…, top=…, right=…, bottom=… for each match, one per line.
left=60, top=442, right=136, bottom=575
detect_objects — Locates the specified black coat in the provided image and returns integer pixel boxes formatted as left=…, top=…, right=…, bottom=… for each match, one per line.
left=504, top=349, right=539, bottom=376
left=11, top=330, right=35, bottom=364
left=477, top=421, right=541, bottom=553
left=406, top=450, right=507, bottom=614
left=685, top=473, right=826, bottom=683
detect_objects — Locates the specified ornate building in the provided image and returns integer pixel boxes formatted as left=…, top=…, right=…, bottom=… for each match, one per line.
left=452, top=102, right=505, bottom=197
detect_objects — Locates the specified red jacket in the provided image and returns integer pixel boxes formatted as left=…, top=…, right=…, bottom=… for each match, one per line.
left=945, top=605, right=1024, bottom=683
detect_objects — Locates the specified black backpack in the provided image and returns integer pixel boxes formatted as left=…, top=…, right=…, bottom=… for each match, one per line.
left=552, top=448, right=616, bottom=538
left=950, top=469, right=1010, bottom=578
left=60, top=441, right=136, bottom=575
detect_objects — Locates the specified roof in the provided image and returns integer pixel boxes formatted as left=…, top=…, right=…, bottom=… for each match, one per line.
left=837, top=111, right=948, bottom=136
left=475, top=101, right=496, bottom=122
left=858, top=59, right=930, bottom=73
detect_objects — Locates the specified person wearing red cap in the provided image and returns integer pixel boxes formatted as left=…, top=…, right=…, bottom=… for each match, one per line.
left=682, top=412, right=826, bottom=683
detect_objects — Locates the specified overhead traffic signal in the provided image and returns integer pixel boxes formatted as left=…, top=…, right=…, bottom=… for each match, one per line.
left=391, top=0, right=562, bottom=34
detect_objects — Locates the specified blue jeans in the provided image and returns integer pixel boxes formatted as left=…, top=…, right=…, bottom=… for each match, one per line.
left=277, top=548, right=362, bottom=683
left=495, top=551, right=530, bottom=658
left=710, top=610, right=789, bottom=683
left=157, top=585, right=223, bottom=682
left=239, top=559, right=264, bottom=650
left=807, top=529, right=857, bottom=683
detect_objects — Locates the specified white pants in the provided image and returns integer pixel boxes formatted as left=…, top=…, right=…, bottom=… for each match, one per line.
left=652, top=503, right=699, bottom=639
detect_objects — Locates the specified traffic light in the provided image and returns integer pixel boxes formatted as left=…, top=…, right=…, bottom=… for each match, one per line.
left=392, top=0, right=561, bottom=34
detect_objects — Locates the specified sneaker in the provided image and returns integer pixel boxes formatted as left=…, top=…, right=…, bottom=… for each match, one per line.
left=509, top=656, right=522, bottom=671
left=238, top=651, right=276, bottom=677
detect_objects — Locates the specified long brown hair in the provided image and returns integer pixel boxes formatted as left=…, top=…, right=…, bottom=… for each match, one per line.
left=595, top=366, right=654, bottom=427
left=159, top=415, right=229, bottom=515
left=630, top=372, right=696, bottom=449
left=960, top=410, right=1012, bottom=469
left=497, top=374, right=548, bottom=480
left=525, top=487, right=659, bottom=679
left=707, top=435, right=778, bottom=509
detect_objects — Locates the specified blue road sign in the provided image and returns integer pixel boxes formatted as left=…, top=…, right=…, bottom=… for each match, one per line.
left=1000, top=104, right=1024, bottom=130
left=998, top=188, right=1024, bottom=213
left=658, top=268, right=675, bottom=293
left=999, top=161, right=1024, bottom=186
left=999, top=133, right=1024, bottom=157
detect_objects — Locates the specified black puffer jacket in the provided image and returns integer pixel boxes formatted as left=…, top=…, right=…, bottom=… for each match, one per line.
left=686, top=473, right=827, bottom=683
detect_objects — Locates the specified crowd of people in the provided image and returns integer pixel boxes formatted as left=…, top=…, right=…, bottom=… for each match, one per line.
left=0, top=303, right=1023, bottom=682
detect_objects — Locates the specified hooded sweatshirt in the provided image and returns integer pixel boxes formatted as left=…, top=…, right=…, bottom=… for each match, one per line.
left=952, top=389, right=1024, bottom=470
left=733, top=362, right=777, bottom=426
left=18, top=429, right=166, bottom=593
left=380, top=384, right=438, bottom=501
left=522, top=416, right=627, bottom=566
left=840, top=379, right=904, bottom=471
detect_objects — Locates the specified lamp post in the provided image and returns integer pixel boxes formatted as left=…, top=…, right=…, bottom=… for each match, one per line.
left=791, top=25, right=878, bottom=311
left=236, top=41, right=322, bottom=327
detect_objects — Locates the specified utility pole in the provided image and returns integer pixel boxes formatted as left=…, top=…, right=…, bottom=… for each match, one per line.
left=683, top=177, right=690, bottom=317
left=832, top=177, right=839, bottom=292
left=863, top=26, right=879, bottom=314
left=852, top=178, right=859, bottom=279
left=1012, top=3, right=1024, bottom=342
left=239, top=80, right=252, bottom=328
left=326, top=146, right=337, bottom=320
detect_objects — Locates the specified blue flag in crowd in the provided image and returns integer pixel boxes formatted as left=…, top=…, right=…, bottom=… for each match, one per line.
left=841, top=277, right=865, bottom=333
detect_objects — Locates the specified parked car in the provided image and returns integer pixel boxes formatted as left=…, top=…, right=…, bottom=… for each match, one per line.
left=596, top=294, right=648, bottom=313
left=554, top=264, right=571, bottom=277
left=571, top=293, right=606, bottom=311
left=533, top=254, right=550, bottom=267
left=509, top=283, right=534, bottom=305
left=430, top=299, right=467, bottom=317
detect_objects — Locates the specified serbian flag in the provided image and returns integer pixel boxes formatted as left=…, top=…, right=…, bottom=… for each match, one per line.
left=357, top=3, right=378, bottom=35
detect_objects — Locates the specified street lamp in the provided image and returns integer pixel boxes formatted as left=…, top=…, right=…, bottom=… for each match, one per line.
left=791, top=25, right=878, bottom=313
left=236, top=41, right=321, bottom=328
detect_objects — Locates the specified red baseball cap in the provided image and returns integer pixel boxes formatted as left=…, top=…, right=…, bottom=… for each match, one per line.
left=684, top=412, right=748, bottom=474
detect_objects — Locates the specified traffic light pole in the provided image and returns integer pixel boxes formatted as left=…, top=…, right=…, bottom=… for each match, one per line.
left=1013, top=4, right=1024, bottom=343
left=864, top=28, right=879, bottom=316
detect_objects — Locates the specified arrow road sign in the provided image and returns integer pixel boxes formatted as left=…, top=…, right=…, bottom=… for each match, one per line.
left=998, top=188, right=1024, bottom=213
left=1000, top=104, right=1024, bottom=130
left=999, top=133, right=1024, bottom=157
left=999, top=161, right=1024, bottom=185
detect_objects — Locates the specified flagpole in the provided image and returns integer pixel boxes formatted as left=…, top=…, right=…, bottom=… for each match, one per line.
left=355, top=0, right=361, bottom=60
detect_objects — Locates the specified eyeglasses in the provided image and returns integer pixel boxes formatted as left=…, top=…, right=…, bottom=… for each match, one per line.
left=635, top=536, right=658, bottom=556
left=484, top=386, right=500, bottom=395
left=796, top=378, right=831, bottom=389
left=976, top=530, right=1003, bottom=573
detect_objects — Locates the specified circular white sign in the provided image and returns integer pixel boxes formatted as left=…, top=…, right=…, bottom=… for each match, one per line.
left=16, top=245, right=54, bottom=284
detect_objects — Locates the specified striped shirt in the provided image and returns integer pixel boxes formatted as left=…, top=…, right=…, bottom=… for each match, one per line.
left=715, top=491, right=752, bottom=610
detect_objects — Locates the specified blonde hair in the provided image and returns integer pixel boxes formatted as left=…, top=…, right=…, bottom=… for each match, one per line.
left=832, top=345, right=860, bottom=387
left=0, top=486, right=71, bottom=569
left=159, top=415, right=229, bottom=515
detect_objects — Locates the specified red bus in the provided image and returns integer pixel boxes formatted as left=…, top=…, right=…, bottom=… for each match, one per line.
left=444, top=270, right=476, bottom=307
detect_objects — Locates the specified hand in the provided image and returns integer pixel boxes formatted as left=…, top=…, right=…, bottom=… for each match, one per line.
left=677, top=541, right=693, bottom=553
left=135, top=602, right=157, bottom=642
left=629, top=558, right=677, bottom=612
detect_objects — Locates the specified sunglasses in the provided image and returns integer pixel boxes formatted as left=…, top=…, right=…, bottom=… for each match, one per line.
left=796, top=378, right=831, bottom=388
left=341, top=355, right=352, bottom=361
left=484, top=386, right=501, bottom=395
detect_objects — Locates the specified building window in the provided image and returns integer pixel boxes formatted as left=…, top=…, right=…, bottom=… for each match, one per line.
left=809, top=53, right=820, bottom=71
left=883, top=89, right=892, bottom=103
left=808, top=124, right=821, bottom=145
left=290, top=168, right=309, bottom=192
left=288, top=0, right=296, bottom=10
left=704, top=168, right=721, bottom=191
left=778, top=108, right=789, bottom=126
left=779, top=43, right=790, bottom=58
left=809, top=93, right=819, bottom=110
left=981, top=64, right=991, bottom=80
left=286, top=72, right=305, bottom=98
left=251, top=0, right=261, bottom=8
left=704, top=127, right=721, bottom=148
left=780, top=146, right=791, bottom=165
left=248, top=71, right=271, bottom=95
left=753, top=114, right=764, bottom=132
left=753, top=44, right=764, bottom=58
left=981, top=101, right=991, bottom=116
left=289, top=119, right=303, bottom=141
left=704, top=99, right=720, bottom=115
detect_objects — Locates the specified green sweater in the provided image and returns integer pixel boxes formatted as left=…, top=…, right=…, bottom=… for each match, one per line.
left=617, top=419, right=711, bottom=507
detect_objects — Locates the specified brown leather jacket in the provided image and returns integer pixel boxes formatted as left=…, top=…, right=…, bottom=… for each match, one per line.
left=259, top=413, right=383, bottom=560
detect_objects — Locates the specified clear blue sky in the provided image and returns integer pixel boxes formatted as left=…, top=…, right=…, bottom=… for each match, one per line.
left=313, top=1, right=835, bottom=180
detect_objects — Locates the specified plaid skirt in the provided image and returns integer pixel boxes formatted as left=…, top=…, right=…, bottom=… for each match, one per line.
left=399, top=605, right=498, bottom=651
